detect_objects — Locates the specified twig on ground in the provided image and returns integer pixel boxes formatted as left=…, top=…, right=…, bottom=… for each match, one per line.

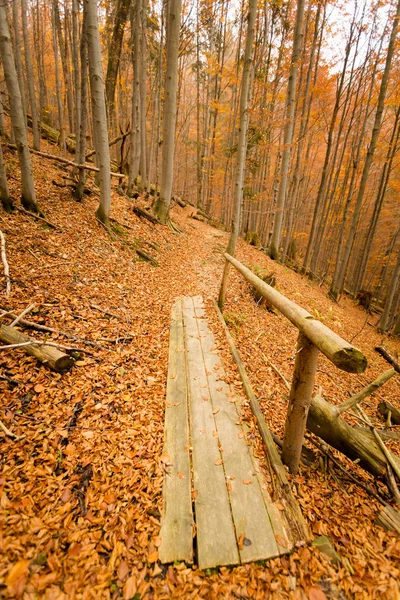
left=0, top=418, right=24, bottom=440
left=15, top=206, right=62, bottom=231
left=91, top=303, right=121, bottom=319
left=0, top=229, right=11, bottom=297
left=306, top=435, right=387, bottom=506
left=262, top=352, right=290, bottom=391
left=10, top=304, right=35, bottom=327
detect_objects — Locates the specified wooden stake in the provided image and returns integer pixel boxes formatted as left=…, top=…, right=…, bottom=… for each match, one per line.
left=282, top=332, right=320, bottom=474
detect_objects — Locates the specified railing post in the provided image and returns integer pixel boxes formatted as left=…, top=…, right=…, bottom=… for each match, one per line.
left=282, top=332, right=319, bottom=474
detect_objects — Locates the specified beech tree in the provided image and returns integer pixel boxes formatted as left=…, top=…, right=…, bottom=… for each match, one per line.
left=218, top=0, right=258, bottom=309
left=0, top=3, right=41, bottom=215
left=85, top=0, right=112, bottom=225
left=268, top=0, right=305, bottom=261
left=329, top=0, right=400, bottom=300
left=153, top=0, right=182, bottom=223
left=21, top=0, right=40, bottom=150
left=0, top=138, right=12, bottom=212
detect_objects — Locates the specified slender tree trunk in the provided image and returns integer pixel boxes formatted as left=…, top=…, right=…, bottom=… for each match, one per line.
left=378, top=250, right=400, bottom=333
left=330, top=0, right=400, bottom=300
left=127, top=0, right=141, bottom=195
left=302, top=13, right=356, bottom=274
left=21, top=0, right=40, bottom=150
left=269, top=0, right=305, bottom=260
left=0, top=4, right=41, bottom=215
left=354, top=105, right=400, bottom=293
left=12, top=0, right=27, bottom=121
left=139, top=0, right=148, bottom=188
left=53, top=0, right=74, bottom=133
left=0, top=139, right=13, bottom=212
left=72, top=0, right=81, bottom=163
left=105, top=0, right=131, bottom=133
left=51, top=0, right=66, bottom=153
left=0, top=97, right=7, bottom=137
left=85, top=0, right=112, bottom=225
left=153, top=0, right=182, bottom=223
left=74, top=9, right=88, bottom=201
left=218, top=0, right=258, bottom=309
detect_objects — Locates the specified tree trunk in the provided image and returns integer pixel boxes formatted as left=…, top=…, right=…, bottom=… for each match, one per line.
left=21, top=0, right=40, bottom=150
left=153, top=0, right=182, bottom=223
left=378, top=250, right=400, bottom=333
left=354, top=105, right=400, bottom=293
left=127, top=0, right=141, bottom=195
left=12, top=0, right=27, bottom=121
left=51, top=0, right=66, bottom=153
left=269, top=0, right=305, bottom=260
left=329, top=0, right=400, bottom=299
left=0, top=5, right=41, bottom=215
left=217, top=0, right=257, bottom=308
left=0, top=139, right=13, bottom=212
left=105, top=0, right=131, bottom=133
left=139, top=0, right=148, bottom=188
left=74, top=8, right=88, bottom=201
left=85, top=0, right=112, bottom=224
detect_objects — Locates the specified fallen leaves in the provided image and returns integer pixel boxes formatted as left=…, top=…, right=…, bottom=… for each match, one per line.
left=6, top=560, right=30, bottom=597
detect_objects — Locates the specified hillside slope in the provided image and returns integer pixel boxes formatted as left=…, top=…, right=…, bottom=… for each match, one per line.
left=0, top=144, right=400, bottom=599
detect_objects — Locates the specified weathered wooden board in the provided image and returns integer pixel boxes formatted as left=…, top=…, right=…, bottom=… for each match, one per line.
left=182, top=296, right=239, bottom=569
left=160, top=295, right=293, bottom=569
left=159, top=299, right=193, bottom=564
left=193, top=296, right=288, bottom=562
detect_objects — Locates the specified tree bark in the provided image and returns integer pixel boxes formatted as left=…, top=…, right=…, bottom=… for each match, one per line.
left=85, top=0, right=112, bottom=225
left=21, top=0, right=40, bottom=150
left=153, top=0, right=182, bottom=223
left=0, top=5, right=41, bottom=215
left=127, top=0, right=141, bottom=194
left=0, top=139, right=13, bottom=212
left=329, top=0, right=400, bottom=299
left=282, top=333, right=319, bottom=474
left=269, top=0, right=305, bottom=260
left=12, top=0, right=27, bottom=121
left=105, top=0, right=131, bottom=132
left=217, top=0, right=257, bottom=308
left=74, top=8, right=88, bottom=201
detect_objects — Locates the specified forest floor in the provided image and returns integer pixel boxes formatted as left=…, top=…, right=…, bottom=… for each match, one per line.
left=0, top=142, right=400, bottom=600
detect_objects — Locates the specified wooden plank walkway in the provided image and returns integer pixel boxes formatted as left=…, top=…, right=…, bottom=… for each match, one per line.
left=159, top=296, right=293, bottom=569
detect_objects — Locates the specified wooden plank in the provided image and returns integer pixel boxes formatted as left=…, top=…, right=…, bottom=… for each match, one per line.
left=159, top=299, right=193, bottom=564
left=182, top=296, right=239, bottom=569
left=193, top=297, right=287, bottom=562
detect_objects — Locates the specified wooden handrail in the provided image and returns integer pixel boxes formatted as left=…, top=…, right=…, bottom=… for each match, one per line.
left=224, top=253, right=367, bottom=374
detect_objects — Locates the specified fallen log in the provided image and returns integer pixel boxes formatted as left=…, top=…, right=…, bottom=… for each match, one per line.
left=376, top=505, right=400, bottom=535
left=378, top=400, right=400, bottom=425
left=0, top=309, right=103, bottom=349
left=133, top=206, right=161, bottom=225
left=136, top=248, right=158, bottom=266
left=307, top=394, right=400, bottom=479
left=7, top=144, right=124, bottom=178
left=0, top=324, right=74, bottom=371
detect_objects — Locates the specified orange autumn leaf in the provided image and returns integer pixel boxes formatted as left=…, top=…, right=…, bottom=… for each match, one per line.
left=6, top=560, right=30, bottom=597
left=147, top=550, right=158, bottom=563
left=34, top=383, right=44, bottom=393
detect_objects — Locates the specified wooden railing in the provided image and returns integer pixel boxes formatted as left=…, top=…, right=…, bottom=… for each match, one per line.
left=223, top=253, right=368, bottom=473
